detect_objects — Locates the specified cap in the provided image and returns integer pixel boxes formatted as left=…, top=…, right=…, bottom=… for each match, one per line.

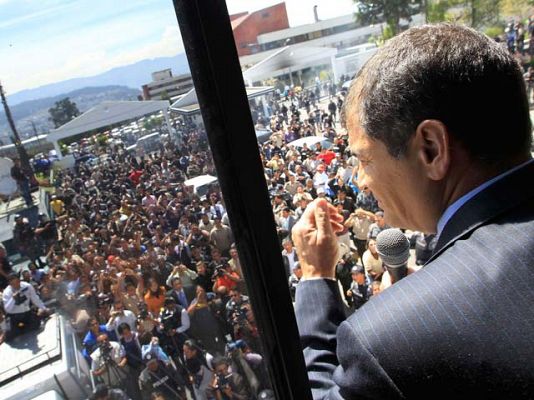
left=14, top=214, right=22, bottom=220
left=164, top=297, right=176, bottom=305
left=143, top=352, right=157, bottom=363
left=351, top=265, right=365, bottom=274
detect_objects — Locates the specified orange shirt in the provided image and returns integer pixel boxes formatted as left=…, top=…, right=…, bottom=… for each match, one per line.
left=215, top=272, right=240, bottom=290
left=144, top=288, right=166, bottom=315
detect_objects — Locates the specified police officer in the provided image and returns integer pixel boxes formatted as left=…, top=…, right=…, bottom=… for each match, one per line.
left=138, top=353, right=187, bottom=400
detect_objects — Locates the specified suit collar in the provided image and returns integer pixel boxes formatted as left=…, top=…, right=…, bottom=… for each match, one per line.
left=426, top=160, right=534, bottom=265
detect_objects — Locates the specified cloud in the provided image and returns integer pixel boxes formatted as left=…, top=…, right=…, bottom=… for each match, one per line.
left=1, top=25, right=184, bottom=93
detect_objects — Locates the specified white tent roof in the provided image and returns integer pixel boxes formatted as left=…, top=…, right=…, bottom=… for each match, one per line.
left=47, top=100, right=169, bottom=142
left=170, top=86, right=274, bottom=115
left=242, top=45, right=337, bottom=83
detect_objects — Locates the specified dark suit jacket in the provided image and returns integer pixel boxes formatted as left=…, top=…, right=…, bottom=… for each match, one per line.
left=296, top=161, right=534, bottom=399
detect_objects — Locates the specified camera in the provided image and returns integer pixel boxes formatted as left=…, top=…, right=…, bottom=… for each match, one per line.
left=212, top=265, right=225, bottom=279
left=13, top=290, right=28, bottom=305
left=99, top=341, right=113, bottom=362
left=226, top=339, right=246, bottom=352
left=216, top=373, right=232, bottom=388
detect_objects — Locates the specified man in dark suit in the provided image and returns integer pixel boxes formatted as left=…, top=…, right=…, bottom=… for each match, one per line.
left=293, top=24, right=534, bottom=399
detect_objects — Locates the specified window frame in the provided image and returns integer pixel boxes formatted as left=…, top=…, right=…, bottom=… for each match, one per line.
left=171, top=1, right=313, bottom=399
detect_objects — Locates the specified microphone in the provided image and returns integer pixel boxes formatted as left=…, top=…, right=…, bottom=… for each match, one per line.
left=376, top=229, right=410, bottom=283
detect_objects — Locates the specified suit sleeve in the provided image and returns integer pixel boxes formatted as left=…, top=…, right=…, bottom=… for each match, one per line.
left=295, top=279, right=403, bottom=400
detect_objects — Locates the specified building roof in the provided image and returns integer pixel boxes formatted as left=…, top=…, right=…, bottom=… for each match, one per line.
left=242, top=45, right=337, bottom=83
left=47, top=100, right=169, bottom=142
left=170, top=86, right=274, bottom=115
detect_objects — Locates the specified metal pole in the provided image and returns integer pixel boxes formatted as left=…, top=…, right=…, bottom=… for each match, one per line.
left=171, top=1, right=313, bottom=399
left=0, top=81, right=35, bottom=180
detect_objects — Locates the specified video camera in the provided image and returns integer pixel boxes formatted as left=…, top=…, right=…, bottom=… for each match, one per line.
left=13, top=288, right=29, bottom=305
left=226, top=339, right=246, bottom=352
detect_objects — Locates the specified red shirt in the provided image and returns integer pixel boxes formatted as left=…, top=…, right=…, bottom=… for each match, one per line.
left=215, top=271, right=240, bottom=290
left=129, top=170, right=143, bottom=185
left=317, top=151, right=336, bottom=165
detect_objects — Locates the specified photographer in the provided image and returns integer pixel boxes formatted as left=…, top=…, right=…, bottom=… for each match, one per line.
left=225, top=289, right=259, bottom=351
left=210, top=356, right=250, bottom=400
left=2, top=273, right=49, bottom=339
left=212, top=263, right=241, bottom=293
left=90, top=334, right=129, bottom=388
left=106, top=300, right=137, bottom=338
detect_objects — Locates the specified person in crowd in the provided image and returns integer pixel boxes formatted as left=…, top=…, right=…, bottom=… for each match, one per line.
left=2, top=272, right=49, bottom=339
left=183, top=339, right=215, bottom=400
left=367, top=211, right=390, bottom=239
left=210, top=356, right=250, bottom=400
left=281, top=238, right=298, bottom=278
left=362, top=238, right=384, bottom=283
left=288, top=262, right=302, bottom=301
left=0, top=244, right=13, bottom=290
left=13, top=215, right=46, bottom=268
left=90, top=333, right=129, bottom=388
left=345, top=265, right=371, bottom=311
left=106, top=300, right=137, bottom=339
left=138, top=353, right=187, bottom=400
left=10, top=158, right=33, bottom=207
left=344, top=208, right=374, bottom=262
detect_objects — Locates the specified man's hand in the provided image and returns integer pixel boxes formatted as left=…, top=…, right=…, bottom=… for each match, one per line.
left=292, top=198, right=344, bottom=279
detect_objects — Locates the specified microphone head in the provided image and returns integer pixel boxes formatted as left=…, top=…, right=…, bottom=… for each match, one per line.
left=375, top=228, right=410, bottom=268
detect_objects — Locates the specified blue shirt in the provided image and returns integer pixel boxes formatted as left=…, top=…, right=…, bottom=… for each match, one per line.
left=437, top=158, right=534, bottom=238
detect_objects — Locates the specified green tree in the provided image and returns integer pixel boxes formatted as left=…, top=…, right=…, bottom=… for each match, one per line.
left=354, top=0, right=422, bottom=35
left=48, top=97, right=80, bottom=128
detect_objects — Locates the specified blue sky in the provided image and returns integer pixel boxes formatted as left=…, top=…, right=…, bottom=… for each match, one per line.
left=0, top=0, right=354, bottom=94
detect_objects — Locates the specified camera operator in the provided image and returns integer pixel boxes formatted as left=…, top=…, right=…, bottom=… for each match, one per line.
left=157, top=297, right=190, bottom=362
left=2, top=273, right=49, bottom=338
left=35, top=213, right=62, bottom=254
left=210, top=356, right=250, bottom=400
left=138, top=353, right=187, bottom=400
left=12, top=214, right=46, bottom=268
left=225, top=288, right=259, bottom=351
left=90, top=333, right=129, bottom=388
left=212, top=262, right=241, bottom=293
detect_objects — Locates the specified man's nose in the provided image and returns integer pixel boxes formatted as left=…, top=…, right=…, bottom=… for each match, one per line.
left=357, top=165, right=368, bottom=189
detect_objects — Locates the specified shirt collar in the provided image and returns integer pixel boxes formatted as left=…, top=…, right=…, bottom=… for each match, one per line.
left=437, top=158, right=534, bottom=238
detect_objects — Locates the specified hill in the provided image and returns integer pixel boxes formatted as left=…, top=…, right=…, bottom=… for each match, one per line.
left=6, top=53, right=189, bottom=106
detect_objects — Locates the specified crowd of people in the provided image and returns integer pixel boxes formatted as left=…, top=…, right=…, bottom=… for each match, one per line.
left=0, top=79, right=434, bottom=400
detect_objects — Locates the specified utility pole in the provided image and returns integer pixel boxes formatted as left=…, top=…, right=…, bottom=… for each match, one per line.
left=0, top=80, right=35, bottom=180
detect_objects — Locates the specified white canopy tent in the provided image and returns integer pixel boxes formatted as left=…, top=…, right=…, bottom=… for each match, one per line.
left=46, top=100, right=171, bottom=158
left=242, top=45, right=337, bottom=86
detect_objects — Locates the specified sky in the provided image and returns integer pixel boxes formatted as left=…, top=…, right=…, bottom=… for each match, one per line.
left=0, top=0, right=355, bottom=95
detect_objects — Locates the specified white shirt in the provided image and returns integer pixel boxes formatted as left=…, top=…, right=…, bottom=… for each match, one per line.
left=2, top=281, right=46, bottom=314
left=105, top=309, right=137, bottom=337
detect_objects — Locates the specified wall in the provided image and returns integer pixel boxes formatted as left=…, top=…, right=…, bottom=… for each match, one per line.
left=232, top=2, right=289, bottom=57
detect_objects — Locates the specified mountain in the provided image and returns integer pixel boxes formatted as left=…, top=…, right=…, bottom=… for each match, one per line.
left=0, top=86, right=141, bottom=142
left=6, top=53, right=190, bottom=106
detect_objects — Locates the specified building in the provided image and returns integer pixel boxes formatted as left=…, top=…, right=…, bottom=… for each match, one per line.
left=231, top=2, right=289, bottom=57
left=142, top=69, right=194, bottom=100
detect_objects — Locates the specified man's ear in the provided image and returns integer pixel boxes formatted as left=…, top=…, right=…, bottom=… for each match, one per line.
left=413, top=119, right=451, bottom=181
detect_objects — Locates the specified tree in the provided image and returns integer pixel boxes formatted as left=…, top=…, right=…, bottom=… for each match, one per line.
left=48, top=97, right=80, bottom=128
left=355, top=0, right=422, bottom=36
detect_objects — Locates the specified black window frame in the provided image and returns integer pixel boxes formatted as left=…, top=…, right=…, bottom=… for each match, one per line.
left=171, top=1, right=313, bottom=399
